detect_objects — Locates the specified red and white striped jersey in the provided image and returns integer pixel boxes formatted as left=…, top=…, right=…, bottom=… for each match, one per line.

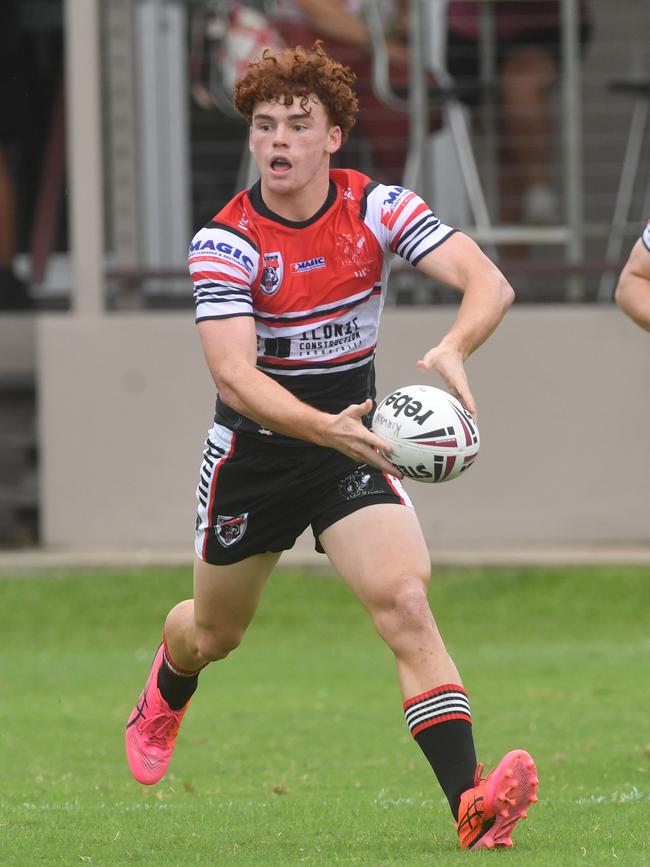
left=189, top=168, right=455, bottom=440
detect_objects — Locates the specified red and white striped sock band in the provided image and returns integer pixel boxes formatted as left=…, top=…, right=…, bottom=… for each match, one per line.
left=162, top=637, right=208, bottom=677
left=403, top=684, right=472, bottom=736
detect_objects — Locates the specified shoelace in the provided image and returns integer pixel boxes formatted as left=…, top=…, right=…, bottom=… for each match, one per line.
left=141, top=709, right=182, bottom=749
left=458, top=764, right=489, bottom=833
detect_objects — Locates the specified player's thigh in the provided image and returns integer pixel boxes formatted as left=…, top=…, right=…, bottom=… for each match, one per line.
left=319, top=503, right=431, bottom=610
left=192, top=550, right=280, bottom=634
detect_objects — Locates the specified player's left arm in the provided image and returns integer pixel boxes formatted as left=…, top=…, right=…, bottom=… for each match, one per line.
left=614, top=238, right=650, bottom=331
left=414, top=231, right=514, bottom=414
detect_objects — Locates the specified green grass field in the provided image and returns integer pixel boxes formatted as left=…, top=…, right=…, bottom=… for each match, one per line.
left=1, top=563, right=648, bottom=866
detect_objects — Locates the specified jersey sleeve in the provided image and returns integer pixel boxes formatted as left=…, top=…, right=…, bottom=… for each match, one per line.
left=188, top=221, right=259, bottom=322
left=642, top=220, right=650, bottom=252
left=363, top=184, right=456, bottom=266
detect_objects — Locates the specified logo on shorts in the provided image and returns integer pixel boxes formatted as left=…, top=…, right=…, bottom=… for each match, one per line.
left=339, top=467, right=378, bottom=500
left=214, top=513, right=249, bottom=547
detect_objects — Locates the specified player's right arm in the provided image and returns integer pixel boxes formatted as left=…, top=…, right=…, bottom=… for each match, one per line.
left=196, top=316, right=400, bottom=474
left=364, top=183, right=513, bottom=415
left=614, top=235, right=650, bottom=331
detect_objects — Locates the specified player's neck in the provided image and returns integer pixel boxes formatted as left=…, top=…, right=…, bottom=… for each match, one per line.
left=259, top=172, right=332, bottom=223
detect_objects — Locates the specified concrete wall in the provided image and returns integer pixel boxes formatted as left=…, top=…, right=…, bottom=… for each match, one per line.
left=0, top=316, right=38, bottom=544
left=37, top=307, right=649, bottom=550
left=37, top=314, right=211, bottom=547
left=0, top=316, right=36, bottom=379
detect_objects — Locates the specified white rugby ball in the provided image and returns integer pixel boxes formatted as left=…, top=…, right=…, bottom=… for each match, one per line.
left=372, top=385, right=480, bottom=483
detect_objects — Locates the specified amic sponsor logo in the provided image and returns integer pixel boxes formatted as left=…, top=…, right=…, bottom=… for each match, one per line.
left=382, top=186, right=405, bottom=208
left=290, top=256, right=326, bottom=274
left=380, top=185, right=408, bottom=227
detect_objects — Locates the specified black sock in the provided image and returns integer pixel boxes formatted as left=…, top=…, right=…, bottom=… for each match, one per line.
left=156, top=649, right=201, bottom=710
left=404, top=685, right=477, bottom=819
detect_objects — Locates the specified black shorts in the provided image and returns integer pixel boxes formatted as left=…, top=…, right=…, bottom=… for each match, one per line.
left=194, top=423, right=412, bottom=566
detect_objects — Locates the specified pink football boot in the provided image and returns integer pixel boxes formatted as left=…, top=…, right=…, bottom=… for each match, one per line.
left=125, top=644, right=190, bottom=785
left=456, top=750, right=539, bottom=849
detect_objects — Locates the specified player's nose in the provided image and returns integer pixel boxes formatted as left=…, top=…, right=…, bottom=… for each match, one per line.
left=272, top=124, right=289, bottom=146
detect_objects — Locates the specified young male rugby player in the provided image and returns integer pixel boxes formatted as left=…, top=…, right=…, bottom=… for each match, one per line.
left=615, top=220, right=650, bottom=331
left=126, top=42, right=538, bottom=850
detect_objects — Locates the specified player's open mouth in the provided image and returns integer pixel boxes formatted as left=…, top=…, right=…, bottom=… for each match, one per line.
left=270, top=157, right=292, bottom=173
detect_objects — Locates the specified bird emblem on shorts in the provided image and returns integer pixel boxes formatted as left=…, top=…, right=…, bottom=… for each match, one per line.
left=339, top=467, right=377, bottom=500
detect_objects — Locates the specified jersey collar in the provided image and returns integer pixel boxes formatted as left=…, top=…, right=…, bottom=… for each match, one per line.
left=248, top=179, right=337, bottom=228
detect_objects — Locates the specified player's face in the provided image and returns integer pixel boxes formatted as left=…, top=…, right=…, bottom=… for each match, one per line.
left=249, top=96, right=341, bottom=205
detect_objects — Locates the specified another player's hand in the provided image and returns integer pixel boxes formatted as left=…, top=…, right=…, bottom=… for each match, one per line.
left=417, top=341, right=477, bottom=418
left=323, top=400, right=404, bottom=478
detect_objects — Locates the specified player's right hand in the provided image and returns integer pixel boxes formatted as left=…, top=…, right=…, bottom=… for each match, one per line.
left=321, top=400, right=404, bottom=478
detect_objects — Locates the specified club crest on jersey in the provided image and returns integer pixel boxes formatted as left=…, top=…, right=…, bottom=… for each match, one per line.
left=338, top=233, right=368, bottom=268
left=214, top=513, right=249, bottom=547
left=260, top=252, right=283, bottom=295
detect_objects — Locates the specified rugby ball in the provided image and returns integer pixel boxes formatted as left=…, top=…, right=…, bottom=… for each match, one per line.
left=372, top=385, right=480, bottom=483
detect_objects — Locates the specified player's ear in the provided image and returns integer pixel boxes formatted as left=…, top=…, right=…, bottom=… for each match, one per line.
left=248, top=125, right=254, bottom=153
left=326, top=125, right=342, bottom=155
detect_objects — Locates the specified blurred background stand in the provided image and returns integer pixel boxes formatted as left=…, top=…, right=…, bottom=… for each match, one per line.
left=422, top=0, right=586, bottom=296
left=597, top=80, right=650, bottom=301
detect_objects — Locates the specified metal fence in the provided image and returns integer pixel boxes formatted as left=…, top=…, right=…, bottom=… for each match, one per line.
left=10, top=0, right=650, bottom=308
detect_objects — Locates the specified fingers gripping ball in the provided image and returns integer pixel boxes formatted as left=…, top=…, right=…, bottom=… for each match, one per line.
left=372, top=385, right=480, bottom=483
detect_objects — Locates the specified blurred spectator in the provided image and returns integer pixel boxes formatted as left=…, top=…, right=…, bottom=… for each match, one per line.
left=446, top=1, right=592, bottom=226
left=0, top=0, right=30, bottom=310
left=614, top=220, right=650, bottom=331
left=271, top=0, right=441, bottom=184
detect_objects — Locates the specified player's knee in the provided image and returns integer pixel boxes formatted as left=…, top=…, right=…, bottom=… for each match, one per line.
left=372, top=582, right=434, bottom=645
left=195, top=626, right=243, bottom=661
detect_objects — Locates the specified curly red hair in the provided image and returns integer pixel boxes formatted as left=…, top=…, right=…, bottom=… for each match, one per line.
left=234, top=41, right=358, bottom=141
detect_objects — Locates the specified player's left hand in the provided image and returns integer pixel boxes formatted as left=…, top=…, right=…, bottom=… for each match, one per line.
left=416, top=341, right=477, bottom=418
